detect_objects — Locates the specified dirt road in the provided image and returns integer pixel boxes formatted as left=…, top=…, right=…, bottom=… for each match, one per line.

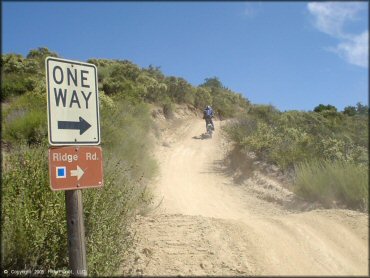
left=122, top=117, right=368, bottom=276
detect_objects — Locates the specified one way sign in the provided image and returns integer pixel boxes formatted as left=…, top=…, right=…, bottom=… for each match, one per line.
left=46, top=57, right=100, bottom=145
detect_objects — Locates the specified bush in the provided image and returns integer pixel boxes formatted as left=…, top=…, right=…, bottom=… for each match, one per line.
left=212, top=94, right=234, bottom=118
left=1, top=74, right=38, bottom=100
left=226, top=107, right=368, bottom=171
left=162, top=97, right=175, bottom=119
left=83, top=151, right=153, bottom=276
left=2, top=92, right=48, bottom=145
left=248, top=104, right=280, bottom=125
left=224, top=115, right=256, bottom=144
left=83, top=99, right=156, bottom=275
left=2, top=144, right=68, bottom=271
left=294, top=160, right=368, bottom=211
left=4, top=109, right=47, bottom=145
left=240, top=121, right=278, bottom=159
left=26, top=47, right=58, bottom=70
left=314, top=104, right=337, bottom=113
left=270, top=127, right=314, bottom=169
left=2, top=89, right=157, bottom=275
left=110, top=62, right=141, bottom=82
left=1, top=143, right=154, bottom=275
left=100, top=99, right=157, bottom=180
left=165, top=77, right=192, bottom=104
left=194, top=87, right=212, bottom=109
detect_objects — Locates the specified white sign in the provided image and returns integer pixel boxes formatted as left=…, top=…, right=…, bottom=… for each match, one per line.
left=46, top=57, right=100, bottom=145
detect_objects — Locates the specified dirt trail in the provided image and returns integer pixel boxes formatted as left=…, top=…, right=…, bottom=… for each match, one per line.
left=122, top=118, right=368, bottom=276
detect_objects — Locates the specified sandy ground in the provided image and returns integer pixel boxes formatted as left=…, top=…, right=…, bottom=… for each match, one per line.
left=122, top=117, right=368, bottom=276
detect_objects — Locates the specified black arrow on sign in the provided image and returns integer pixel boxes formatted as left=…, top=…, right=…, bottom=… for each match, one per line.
left=58, top=117, right=92, bottom=135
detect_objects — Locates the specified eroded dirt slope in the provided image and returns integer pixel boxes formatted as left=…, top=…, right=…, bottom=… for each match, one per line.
left=122, top=116, right=368, bottom=276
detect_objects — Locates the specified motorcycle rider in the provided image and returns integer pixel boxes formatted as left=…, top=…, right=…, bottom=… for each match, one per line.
left=203, top=105, right=215, bottom=131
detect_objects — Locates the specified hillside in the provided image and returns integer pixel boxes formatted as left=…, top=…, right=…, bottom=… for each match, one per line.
left=1, top=47, right=368, bottom=275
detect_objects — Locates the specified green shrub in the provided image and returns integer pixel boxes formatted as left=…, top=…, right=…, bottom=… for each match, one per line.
left=136, top=74, right=167, bottom=103
left=240, top=121, right=278, bottom=159
left=162, top=97, right=175, bottom=119
left=165, top=77, right=192, bottom=104
left=3, top=92, right=48, bottom=145
left=2, top=91, right=157, bottom=275
left=194, top=87, right=212, bottom=109
left=4, top=109, right=47, bottom=145
left=294, top=160, right=368, bottom=210
left=1, top=74, right=38, bottom=100
left=277, top=110, right=330, bottom=137
left=226, top=107, right=368, bottom=171
left=84, top=99, right=156, bottom=275
left=270, top=127, right=314, bottom=169
left=100, top=99, right=157, bottom=180
left=248, top=104, right=280, bottom=125
left=99, top=91, right=115, bottom=110
left=84, top=151, right=153, bottom=276
left=212, top=94, right=235, bottom=118
left=1, top=143, right=153, bottom=275
left=102, top=78, right=127, bottom=95
left=109, top=62, right=141, bottom=82
left=342, top=114, right=369, bottom=148
left=2, top=144, right=68, bottom=271
left=26, top=47, right=59, bottom=70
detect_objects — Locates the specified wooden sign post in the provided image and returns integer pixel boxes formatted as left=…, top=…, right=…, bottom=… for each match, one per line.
left=65, top=190, right=87, bottom=276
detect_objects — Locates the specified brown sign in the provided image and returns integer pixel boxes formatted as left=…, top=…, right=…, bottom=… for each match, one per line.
left=48, top=146, right=103, bottom=191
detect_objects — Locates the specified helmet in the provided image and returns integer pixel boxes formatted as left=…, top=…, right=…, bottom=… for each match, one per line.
left=206, top=105, right=211, bottom=109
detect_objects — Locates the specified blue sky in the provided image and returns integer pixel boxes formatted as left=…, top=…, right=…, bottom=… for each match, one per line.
left=2, top=1, right=368, bottom=111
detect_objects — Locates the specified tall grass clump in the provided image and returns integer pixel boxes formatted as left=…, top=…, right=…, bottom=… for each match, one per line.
left=294, top=160, right=368, bottom=211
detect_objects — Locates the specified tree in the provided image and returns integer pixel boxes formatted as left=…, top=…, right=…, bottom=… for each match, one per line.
left=144, top=65, right=165, bottom=82
left=165, top=76, right=192, bottom=103
left=343, top=106, right=357, bottom=116
left=110, top=62, right=141, bottom=81
left=1, top=54, right=25, bottom=73
left=194, top=87, right=212, bottom=109
left=356, top=102, right=369, bottom=115
left=314, top=104, right=337, bottom=113
left=342, top=103, right=369, bottom=116
left=26, top=47, right=58, bottom=61
left=26, top=47, right=58, bottom=72
left=200, top=77, right=223, bottom=89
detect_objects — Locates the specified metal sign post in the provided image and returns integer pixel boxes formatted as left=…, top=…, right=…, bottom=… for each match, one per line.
left=46, top=57, right=104, bottom=277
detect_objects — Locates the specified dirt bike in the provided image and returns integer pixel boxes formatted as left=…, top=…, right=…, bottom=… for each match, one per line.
left=207, top=123, right=213, bottom=138
left=205, top=117, right=214, bottom=138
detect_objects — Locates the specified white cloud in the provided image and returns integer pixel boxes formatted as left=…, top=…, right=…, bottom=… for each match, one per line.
left=307, top=2, right=365, bottom=38
left=307, top=2, right=368, bottom=68
left=334, top=31, right=368, bottom=68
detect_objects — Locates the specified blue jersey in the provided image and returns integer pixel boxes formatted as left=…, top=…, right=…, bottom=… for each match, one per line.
left=204, top=108, right=213, bottom=118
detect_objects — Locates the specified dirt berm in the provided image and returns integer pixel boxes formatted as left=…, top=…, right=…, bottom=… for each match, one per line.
left=121, top=109, right=368, bottom=276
